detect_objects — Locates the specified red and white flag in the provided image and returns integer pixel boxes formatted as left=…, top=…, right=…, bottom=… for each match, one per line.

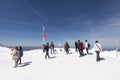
left=42, top=26, right=46, bottom=39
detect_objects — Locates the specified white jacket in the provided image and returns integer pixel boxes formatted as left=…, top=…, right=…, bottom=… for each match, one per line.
left=85, top=42, right=88, bottom=48
left=93, top=43, right=102, bottom=51
left=11, top=49, right=20, bottom=60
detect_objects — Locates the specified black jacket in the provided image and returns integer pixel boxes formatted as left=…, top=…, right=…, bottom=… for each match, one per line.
left=77, top=42, right=82, bottom=50
left=45, top=44, right=49, bottom=51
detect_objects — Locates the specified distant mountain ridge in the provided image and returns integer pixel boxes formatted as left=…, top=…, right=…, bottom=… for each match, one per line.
left=0, top=43, right=5, bottom=47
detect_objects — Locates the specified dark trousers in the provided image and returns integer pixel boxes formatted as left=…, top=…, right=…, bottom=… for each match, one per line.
left=45, top=51, right=50, bottom=59
left=19, top=57, right=21, bottom=64
left=75, top=47, right=78, bottom=52
left=65, top=48, right=69, bottom=54
left=86, top=48, right=89, bottom=54
left=95, top=51, right=100, bottom=61
left=78, top=49, right=84, bottom=56
left=43, top=49, right=45, bottom=52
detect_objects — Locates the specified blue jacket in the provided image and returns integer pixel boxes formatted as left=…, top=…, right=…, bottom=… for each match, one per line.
left=19, top=49, right=23, bottom=57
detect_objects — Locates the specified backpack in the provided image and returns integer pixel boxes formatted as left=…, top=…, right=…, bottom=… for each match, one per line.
left=81, top=43, right=85, bottom=50
left=88, top=43, right=90, bottom=48
left=65, top=43, right=69, bottom=49
left=44, top=45, right=47, bottom=50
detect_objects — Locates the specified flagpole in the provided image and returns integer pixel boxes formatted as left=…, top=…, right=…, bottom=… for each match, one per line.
left=116, top=39, right=119, bottom=57
left=43, top=37, right=45, bottom=44
left=43, top=27, right=45, bottom=44
left=42, top=26, right=46, bottom=45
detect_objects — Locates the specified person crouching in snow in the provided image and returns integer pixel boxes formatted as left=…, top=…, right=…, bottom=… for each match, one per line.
left=11, top=46, right=20, bottom=67
left=93, top=40, right=102, bottom=62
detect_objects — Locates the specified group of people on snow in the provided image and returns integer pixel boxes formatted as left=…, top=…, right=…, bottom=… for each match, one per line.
left=74, top=40, right=102, bottom=61
left=11, top=46, right=23, bottom=67
left=10, top=40, right=102, bottom=67
left=43, top=42, right=55, bottom=59
left=64, top=40, right=90, bottom=56
left=43, top=40, right=102, bottom=62
left=74, top=40, right=91, bottom=56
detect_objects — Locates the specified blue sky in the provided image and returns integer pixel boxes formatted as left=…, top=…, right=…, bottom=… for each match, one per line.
left=0, top=0, right=120, bottom=48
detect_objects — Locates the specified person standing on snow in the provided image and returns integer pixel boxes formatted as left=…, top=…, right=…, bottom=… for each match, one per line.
left=11, top=46, right=20, bottom=67
left=77, top=40, right=84, bottom=57
left=44, top=43, right=50, bottom=59
left=50, top=42, right=55, bottom=54
left=75, top=41, right=78, bottom=52
left=93, top=40, right=102, bottom=62
left=18, top=46, right=23, bottom=64
left=42, top=44, right=45, bottom=52
left=85, top=40, right=90, bottom=55
left=64, top=42, right=70, bottom=54
left=81, top=41, right=85, bottom=55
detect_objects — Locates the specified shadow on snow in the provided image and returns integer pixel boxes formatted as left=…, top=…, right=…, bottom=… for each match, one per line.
left=18, top=61, right=32, bottom=67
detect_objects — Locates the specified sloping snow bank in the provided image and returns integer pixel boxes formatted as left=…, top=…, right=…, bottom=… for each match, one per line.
left=0, top=46, right=10, bottom=54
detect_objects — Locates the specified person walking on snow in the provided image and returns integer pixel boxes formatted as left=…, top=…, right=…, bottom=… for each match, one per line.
left=44, top=43, right=50, bottom=59
left=93, top=40, right=102, bottom=62
left=11, top=46, right=20, bottom=67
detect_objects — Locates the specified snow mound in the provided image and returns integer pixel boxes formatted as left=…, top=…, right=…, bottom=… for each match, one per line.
left=0, top=47, right=120, bottom=80
left=0, top=46, right=10, bottom=54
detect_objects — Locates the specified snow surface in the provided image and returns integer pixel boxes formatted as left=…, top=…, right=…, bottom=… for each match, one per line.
left=0, top=46, right=120, bottom=80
